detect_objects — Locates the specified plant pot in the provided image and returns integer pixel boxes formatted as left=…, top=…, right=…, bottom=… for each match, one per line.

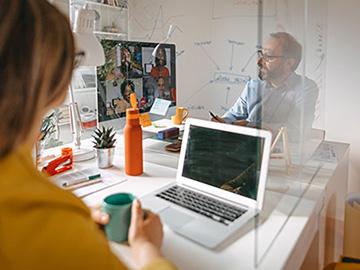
left=95, top=147, right=115, bottom=169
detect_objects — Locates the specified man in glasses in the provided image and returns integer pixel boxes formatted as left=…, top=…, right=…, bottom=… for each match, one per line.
left=212, top=32, right=319, bottom=142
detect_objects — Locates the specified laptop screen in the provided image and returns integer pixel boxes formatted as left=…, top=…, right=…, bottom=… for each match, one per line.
left=182, top=125, right=264, bottom=200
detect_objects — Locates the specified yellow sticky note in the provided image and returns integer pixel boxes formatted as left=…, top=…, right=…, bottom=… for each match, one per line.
left=139, top=113, right=152, bottom=127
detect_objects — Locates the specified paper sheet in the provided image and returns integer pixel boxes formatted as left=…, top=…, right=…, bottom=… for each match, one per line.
left=51, top=168, right=127, bottom=197
left=311, top=142, right=338, bottom=163
left=142, top=118, right=184, bottom=134
left=149, top=98, right=171, bottom=116
left=72, top=170, right=127, bottom=198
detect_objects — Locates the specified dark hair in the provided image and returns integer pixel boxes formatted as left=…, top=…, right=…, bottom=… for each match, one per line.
left=0, top=0, right=75, bottom=158
left=120, top=45, right=133, bottom=74
left=270, top=32, right=302, bottom=71
left=155, top=47, right=167, bottom=66
left=120, top=80, right=135, bottom=97
left=157, top=76, right=168, bottom=87
left=121, top=45, right=131, bottom=55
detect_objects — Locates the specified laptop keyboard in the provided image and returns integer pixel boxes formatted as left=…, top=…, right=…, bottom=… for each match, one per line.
left=156, top=186, right=247, bottom=226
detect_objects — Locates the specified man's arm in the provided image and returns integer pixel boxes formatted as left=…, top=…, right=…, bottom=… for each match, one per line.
left=285, top=79, right=319, bottom=141
left=211, top=82, right=251, bottom=124
left=232, top=119, right=249, bottom=126
left=297, top=80, right=319, bottom=139
left=222, top=82, right=250, bottom=122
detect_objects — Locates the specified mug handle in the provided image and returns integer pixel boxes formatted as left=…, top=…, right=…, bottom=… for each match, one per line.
left=182, top=108, right=189, bottom=121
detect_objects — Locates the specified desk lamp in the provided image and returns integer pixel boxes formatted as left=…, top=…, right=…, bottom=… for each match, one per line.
left=70, top=6, right=105, bottom=161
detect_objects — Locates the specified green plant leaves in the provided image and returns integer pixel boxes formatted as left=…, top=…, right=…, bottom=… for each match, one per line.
left=92, top=126, right=117, bottom=149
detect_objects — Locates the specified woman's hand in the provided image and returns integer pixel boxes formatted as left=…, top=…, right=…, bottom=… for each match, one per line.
left=90, top=205, right=109, bottom=226
left=128, top=200, right=164, bottom=268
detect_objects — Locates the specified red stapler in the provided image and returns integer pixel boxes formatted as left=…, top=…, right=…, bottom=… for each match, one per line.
left=42, top=147, right=73, bottom=176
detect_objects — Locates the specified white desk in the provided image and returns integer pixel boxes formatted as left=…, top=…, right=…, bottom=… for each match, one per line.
left=65, top=136, right=349, bottom=270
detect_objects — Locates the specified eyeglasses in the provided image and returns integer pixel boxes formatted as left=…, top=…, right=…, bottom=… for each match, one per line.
left=257, top=50, right=285, bottom=62
left=74, top=51, right=86, bottom=69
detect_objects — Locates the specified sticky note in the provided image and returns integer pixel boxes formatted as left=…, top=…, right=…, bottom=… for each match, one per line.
left=139, top=113, right=152, bottom=127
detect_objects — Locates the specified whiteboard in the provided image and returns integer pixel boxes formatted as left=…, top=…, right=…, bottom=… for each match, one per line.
left=128, top=0, right=327, bottom=127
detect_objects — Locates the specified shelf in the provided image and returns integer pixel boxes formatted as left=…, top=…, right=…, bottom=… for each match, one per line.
left=51, top=0, right=70, bottom=16
left=73, top=87, right=97, bottom=93
left=83, top=0, right=128, bottom=10
left=94, top=31, right=127, bottom=37
left=51, top=0, right=69, bottom=3
left=58, top=120, right=71, bottom=126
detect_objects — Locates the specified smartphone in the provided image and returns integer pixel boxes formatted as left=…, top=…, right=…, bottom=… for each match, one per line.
left=209, top=111, right=217, bottom=119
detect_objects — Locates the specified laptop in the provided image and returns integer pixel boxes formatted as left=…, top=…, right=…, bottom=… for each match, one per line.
left=141, top=118, right=272, bottom=249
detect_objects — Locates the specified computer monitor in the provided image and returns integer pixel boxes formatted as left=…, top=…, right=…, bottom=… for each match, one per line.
left=96, top=40, right=176, bottom=124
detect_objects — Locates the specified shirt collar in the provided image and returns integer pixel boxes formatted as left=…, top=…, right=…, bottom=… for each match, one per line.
left=265, top=72, right=297, bottom=91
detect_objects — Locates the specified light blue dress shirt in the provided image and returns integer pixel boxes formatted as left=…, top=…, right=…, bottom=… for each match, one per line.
left=222, top=73, right=319, bottom=141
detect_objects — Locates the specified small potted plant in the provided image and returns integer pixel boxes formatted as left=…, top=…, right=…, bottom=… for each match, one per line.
left=36, top=111, right=63, bottom=167
left=92, top=126, right=117, bottom=168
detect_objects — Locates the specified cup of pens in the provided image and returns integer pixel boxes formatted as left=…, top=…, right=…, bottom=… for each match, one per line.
left=102, top=193, right=135, bottom=243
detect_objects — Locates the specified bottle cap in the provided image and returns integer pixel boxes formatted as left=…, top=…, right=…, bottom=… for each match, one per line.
left=130, top=93, right=137, bottom=109
left=126, top=108, right=140, bottom=120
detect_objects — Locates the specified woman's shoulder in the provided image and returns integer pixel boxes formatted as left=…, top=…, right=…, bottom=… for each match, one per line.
left=0, top=151, right=127, bottom=269
left=0, top=148, right=89, bottom=215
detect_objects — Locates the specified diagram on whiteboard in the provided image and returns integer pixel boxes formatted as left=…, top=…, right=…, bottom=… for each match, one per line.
left=127, top=0, right=327, bottom=121
left=183, top=39, right=252, bottom=114
left=212, top=0, right=277, bottom=19
left=128, top=1, right=184, bottom=41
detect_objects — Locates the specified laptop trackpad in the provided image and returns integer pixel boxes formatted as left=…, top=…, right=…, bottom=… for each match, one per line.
left=159, top=207, right=194, bottom=230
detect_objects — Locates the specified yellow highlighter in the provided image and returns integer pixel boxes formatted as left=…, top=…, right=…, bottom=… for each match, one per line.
left=130, top=93, right=137, bottom=109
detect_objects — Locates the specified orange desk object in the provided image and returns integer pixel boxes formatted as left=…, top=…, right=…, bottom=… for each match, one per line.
left=124, top=108, right=143, bottom=176
left=139, top=112, right=152, bottom=127
left=42, top=147, right=73, bottom=176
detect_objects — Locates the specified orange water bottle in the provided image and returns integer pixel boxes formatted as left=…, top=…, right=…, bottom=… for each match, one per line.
left=124, top=108, right=143, bottom=175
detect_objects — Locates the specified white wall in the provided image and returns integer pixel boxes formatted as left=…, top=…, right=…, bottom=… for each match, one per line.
left=326, top=0, right=360, bottom=191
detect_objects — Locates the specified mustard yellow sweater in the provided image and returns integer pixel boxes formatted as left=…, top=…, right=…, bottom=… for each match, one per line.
left=0, top=147, right=176, bottom=270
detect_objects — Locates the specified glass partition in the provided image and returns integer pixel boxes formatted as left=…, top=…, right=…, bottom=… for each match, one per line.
left=255, top=0, right=328, bottom=267
left=127, top=0, right=328, bottom=267
left=60, top=0, right=330, bottom=268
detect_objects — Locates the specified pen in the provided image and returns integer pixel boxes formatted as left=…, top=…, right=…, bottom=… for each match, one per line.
left=61, top=172, right=101, bottom=188
left=153, top=123, right=166, bottom=128
left=209, top=111, right=217, bottom=119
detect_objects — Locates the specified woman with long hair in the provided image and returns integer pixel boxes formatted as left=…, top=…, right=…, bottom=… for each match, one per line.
left=0, top=1, right=175, bottom=269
